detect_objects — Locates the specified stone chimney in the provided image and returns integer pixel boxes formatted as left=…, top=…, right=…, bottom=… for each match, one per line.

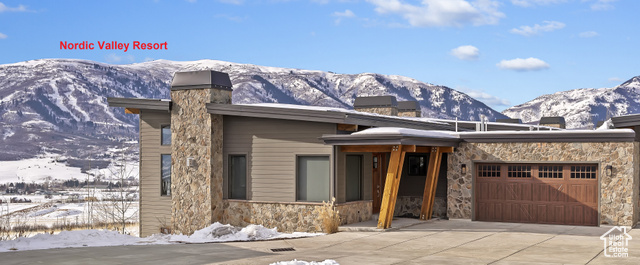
left=353, top=96, right=398, bottom=116
left=397, top=101, right=421, bottom=117
left=169, top=70, right=232, bottom=235
left=539, top=116, right=566, bottom=129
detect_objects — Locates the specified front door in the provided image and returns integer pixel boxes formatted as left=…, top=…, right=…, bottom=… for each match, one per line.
left=372, top=153, right=386, bottom=213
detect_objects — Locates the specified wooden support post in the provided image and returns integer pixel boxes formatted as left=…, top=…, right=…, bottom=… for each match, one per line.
left=377, top=145, right=406, bottom=229
left=420, top=147, right=443, bottom=220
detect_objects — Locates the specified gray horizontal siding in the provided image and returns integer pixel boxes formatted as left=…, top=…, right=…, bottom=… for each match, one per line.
left=139, top=110, right=172, bottom=237
left=223, top=116, right=335, bottom=202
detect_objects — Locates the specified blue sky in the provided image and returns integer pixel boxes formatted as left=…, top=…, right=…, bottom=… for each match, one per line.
left=0, top=0, right=637, bottom=111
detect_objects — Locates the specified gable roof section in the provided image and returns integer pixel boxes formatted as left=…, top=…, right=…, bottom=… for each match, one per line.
left=206, top=103, right=454, bottom=131
left=107, top=97, right=171, bottom=111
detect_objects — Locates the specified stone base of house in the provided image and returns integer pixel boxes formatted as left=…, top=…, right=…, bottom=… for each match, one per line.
left=394, top=196, right=447, bottom=218
left=222, top=200, right=372, bottom=233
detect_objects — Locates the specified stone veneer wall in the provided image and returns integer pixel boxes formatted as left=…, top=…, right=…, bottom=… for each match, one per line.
left=222, top=200, right=372, bottom=233
left=394, top=196, right=446, bottom=218
left=447, top=142, right=639, bottom=226
left=398, top=111, right=421, bottom=118
left=170, top=88, right=231, bottom=235
left=354, top=107, right=398, bottom=116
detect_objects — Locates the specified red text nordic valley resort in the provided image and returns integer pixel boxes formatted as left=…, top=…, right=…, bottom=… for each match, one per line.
left=59, top=41, right=167, bottom=52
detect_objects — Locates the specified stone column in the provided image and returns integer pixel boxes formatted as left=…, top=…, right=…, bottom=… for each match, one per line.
left=169, top=71, right=232, bottom=235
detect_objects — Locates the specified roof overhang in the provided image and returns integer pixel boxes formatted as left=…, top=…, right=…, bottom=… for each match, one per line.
left=459, top=129, right=636, bottom=143
left=107, top=97, right=171, bottom=113
left=321, top=129, right=461, bottom=147
left=170, top=70, right=233, bottom=91
left=206, top=103, right=454, bottom=131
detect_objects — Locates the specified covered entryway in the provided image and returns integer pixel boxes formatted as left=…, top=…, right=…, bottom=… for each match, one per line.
left=475, top=163, right=599, bottom=226
left=322, top=128, right=461, bottom=229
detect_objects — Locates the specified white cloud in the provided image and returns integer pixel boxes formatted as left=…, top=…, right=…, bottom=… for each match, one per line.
left=333, top=9, right=355, bottom=18
left=459, top=87, right=511, bottom=108
left=0, top=32, right=6, bottom=39
left=105, top=53, right=135, bottom=64
left=510, top=0, right=567, bottom=7
left=590, top=0, right=616, bottom=11
left=366, top=0, right=505, bottom=27
left=608, top=77, right=622, bottom=82
left=579, top=31, right=598, bottom=38
left=510, top=21, right=565, bottom=36
left=451, top=45, right=479, bottom=61
left=0, top=2, right=29, bottom=12
left=333, top=9, right=356, bottom=25
left=497, top=57, right=550, bottom=71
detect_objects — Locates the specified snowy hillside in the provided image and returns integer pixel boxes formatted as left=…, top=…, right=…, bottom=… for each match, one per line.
left=0, top=58, right=506, bottom=160
left=502, top=76, right=640, bottom=129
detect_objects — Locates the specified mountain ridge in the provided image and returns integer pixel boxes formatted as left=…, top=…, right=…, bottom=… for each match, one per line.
left=0, top=58, right=507, bottom=160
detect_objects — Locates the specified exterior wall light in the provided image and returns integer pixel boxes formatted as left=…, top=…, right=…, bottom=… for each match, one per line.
left=606, top=165, right=613, bottom=176
left=461, top=164, right=467, bottom=175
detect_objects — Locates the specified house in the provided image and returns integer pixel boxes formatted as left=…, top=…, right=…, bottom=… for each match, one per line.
left=108, top=70, right=639, bottom=237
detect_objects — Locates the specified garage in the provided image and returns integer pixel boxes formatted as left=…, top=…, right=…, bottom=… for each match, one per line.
left=475, top=163, right=599, bottom=226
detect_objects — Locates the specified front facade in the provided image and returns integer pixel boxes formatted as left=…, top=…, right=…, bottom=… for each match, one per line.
left=109, top=70, right=640, bottom=237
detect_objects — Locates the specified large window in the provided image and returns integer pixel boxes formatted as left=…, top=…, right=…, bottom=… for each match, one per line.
left=346, top=155, right=362, bottom=202
left=229, top=155, right=247, bottom=199
left=161, top=154, right=171, bottom=196
left=297, top=156, right=330, bottom=202
left=161, top=125, right=171, bottom=145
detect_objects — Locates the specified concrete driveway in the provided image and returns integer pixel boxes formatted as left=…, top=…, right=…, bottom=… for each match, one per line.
left=2, top=219, right=638, bottom=265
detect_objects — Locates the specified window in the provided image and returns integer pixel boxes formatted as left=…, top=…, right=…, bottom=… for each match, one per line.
left=297, top=156, right=330, bottom=202
left=229, top=155, right=247, bottom=199
left=571, top=165, right=597, bottom=179
left=539, top=165, right=563, bottom=178
left=508, top=165, right=532, bottom=178
left=407, top=154, right=427, bottom=176
left=478, top=164, right=501, bottom=177
left=161, top=125, right=171, bottom=145
left=161, top=154, right=171, bottom=196
left=373, top=156, right=378, bottom=169
left=346, top=155, right=362, bottom=202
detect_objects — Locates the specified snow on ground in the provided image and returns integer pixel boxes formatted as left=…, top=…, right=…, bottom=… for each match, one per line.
left=0, top=222, right=323, bottom=252
left=271, top=260, right=339, bottom=265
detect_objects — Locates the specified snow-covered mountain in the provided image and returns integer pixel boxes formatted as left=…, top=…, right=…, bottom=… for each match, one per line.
left=502, top=76, right=640, bottom=129
left=0, top=58, right=507, bottom=160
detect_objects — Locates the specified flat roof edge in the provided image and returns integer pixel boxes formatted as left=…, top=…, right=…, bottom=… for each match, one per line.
left=107, top=97, right=171, bottom=111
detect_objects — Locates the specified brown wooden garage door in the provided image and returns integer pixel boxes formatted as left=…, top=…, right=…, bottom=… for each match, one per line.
left=475, top=163, right=598, bottom=226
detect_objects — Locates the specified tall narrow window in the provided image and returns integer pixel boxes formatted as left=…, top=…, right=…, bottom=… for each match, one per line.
left=161, top=125, right=171, bottom=145
left=161, top=154, right=171, bottom=196
left=229, top=155, right=247, bottom=199
left=297, top=156, right=330, bottom=202
left=346, top=155, right=362, bottom=202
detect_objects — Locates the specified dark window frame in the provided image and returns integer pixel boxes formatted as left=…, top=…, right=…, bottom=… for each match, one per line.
left=228, top=154, right=248, bottom=200
left=407, top=154, right=428, bottom=176
left=345, top=154, right=363, bottom=202
left=161, top=125, right=171, bottom=146
left=295, top=155, right=331, bottom=202
left=161, top=154, right=171, bottom=197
